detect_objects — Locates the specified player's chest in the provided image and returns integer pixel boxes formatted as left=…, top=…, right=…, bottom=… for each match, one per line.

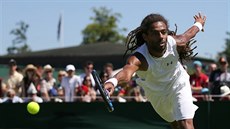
left=149, top=53, right=178, bottom=74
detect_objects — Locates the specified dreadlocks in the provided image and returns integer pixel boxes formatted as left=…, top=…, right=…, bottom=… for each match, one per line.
left=124, top=13, right=197, bottom=64
left=124, top=13, right=169, bottom=57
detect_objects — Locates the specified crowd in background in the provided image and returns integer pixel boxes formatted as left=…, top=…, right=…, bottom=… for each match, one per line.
left=0, top=56, right=230, bottom=104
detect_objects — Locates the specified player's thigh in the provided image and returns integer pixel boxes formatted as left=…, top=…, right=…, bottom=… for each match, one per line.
left=148, top=93, right=175, bottom=122
left=173, top=82, right=198, bottom=121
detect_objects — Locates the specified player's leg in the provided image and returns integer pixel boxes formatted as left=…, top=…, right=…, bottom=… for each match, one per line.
left=170, top=119, right=194, bottom=129
left=170, top=121, right=180, bottom=129
left=177, top=119, right=194, bottom=129
left=172, top=78, right=197, bottom=129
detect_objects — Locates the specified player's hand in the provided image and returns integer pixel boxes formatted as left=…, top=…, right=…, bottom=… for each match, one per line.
left=194, top=12, right=206, bottom=27
left=104, top=82, right=115, bottom=96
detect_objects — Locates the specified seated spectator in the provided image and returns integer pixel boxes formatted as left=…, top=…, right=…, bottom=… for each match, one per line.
left=206, top=63, right=217, bottom=77
left=209, top=57, right=230, bottom=101
left=130, top=86, right=147, bottom=102
left=103, top=63, right=114, bottom=78
left=79, top=61, right=96, bottom=89
left=2, top=89, right=23, bottom=103
left=56, top=70, right=67, bottom=102
left=56, top=70, right=67, bottom=89
left=99, top=71, right=109, bottom=83
left=21, top=64, right=41, bottom=98
left=61, top=64, right=81, bottom=102
left=77, top=75, right=96, bottom=102
left=35, top=65, right=44, bottom=80
left=219, top=85, right=230, bottom=101
left=40, top=64, right=57, bottom=102
left=24, top=83, right=43, bottom=103
left=0, top=78, right=7, bottom=98
left=190, top=61, right=210, bottom=101
left=6, top=59, right=23, bottom=96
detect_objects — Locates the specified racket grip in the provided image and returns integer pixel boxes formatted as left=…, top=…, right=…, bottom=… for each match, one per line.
left=108, top=102, right=114, bottom=112
left=105, top=90, right=114, bottom=112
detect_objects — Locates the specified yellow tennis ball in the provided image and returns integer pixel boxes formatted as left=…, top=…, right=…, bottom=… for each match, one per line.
left=27, top=101, right=40, bottom=115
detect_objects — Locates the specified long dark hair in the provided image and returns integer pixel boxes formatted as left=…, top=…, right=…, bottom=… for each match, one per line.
left=123, top=13, right=197, bottom=64
left=124, top=13, right=169, bottom=56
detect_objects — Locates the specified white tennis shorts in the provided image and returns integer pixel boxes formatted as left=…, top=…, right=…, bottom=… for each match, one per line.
left=143, top=79, right=198, bottom=122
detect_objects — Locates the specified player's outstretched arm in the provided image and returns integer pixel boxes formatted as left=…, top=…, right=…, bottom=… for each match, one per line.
left=104, top=55, right=141, bottom=95
left=173, top=12, right=206, bottom=47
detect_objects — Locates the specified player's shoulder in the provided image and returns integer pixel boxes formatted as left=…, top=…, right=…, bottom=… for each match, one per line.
left=128, top=52, right=148, bottom=71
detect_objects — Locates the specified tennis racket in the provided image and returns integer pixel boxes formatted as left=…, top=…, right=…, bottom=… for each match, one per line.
left=91, top=70, right=114, bottom=112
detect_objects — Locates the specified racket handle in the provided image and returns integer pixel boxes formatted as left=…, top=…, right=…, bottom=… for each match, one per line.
left=108, top=102, right=114, bottom=112
left=105, top=90, right=114, bottom=112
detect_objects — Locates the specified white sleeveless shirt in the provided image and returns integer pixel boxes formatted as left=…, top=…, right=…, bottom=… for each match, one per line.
left=135, top=36, right=189, bottom=96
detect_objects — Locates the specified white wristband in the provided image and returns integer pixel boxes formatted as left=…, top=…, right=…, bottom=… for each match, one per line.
left=193, top=22, right=203, bottom=31
left=105, top=78, right=118, bottom=87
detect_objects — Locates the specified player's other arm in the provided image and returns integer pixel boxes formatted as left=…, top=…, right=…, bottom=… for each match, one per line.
left=173, top=13, right=206, bottom=52
left=104, top=54, right=144, bottom=95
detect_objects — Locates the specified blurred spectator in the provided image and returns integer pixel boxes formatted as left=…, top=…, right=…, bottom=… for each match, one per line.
left=130, top=86, right=147, bottom=102
left=56, top=70, right=67, bottom=98
left=56, top=70, right=67, bottom=88
left=24, top=83, right=43, bottom=103
left=103, top=63, right=114, bottom=78
left=21, top=64, right=41, bottom=98
left=219, top=85, right=230, bottom=101
left=77, top=75, right=97, bottom=102
left=206, top=63, right=217, bottom=76
left=190, top=61, right=210, bottom=101
left=6, top=59, right=23, bottom=96
left=35, top=65, right=44, bottom=80
left=61, top=64, right=81, bottom=102
left=114, top=82, right=130, bottom=103
left=0, top=78, right=7, bottom=98
left=2, top=89, right=23, bottom=103
left=209, top=57, right=230, bottom=101
left=79, top=61, right=96, bottom=88
left=40, top=64, right=57, bottom=102
left=97, top=71, right=110, bottom=95
left=99, top=71, right=109, bottom=83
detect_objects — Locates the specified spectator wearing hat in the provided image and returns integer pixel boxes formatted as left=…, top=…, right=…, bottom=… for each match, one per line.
left=6, top=59, right=24, bottom=96
left=209, top=57, right=230, bottom=101
left=60, top=64, right=81, bottom=102
left=21, top=64, right=41, bottom=97
left=189, top=60, right=210, bottom=101
left=40, top=64, right=57, bottom=102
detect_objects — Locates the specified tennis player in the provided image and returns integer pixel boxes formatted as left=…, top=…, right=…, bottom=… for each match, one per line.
left=104, top=13, right=206, bottom=129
